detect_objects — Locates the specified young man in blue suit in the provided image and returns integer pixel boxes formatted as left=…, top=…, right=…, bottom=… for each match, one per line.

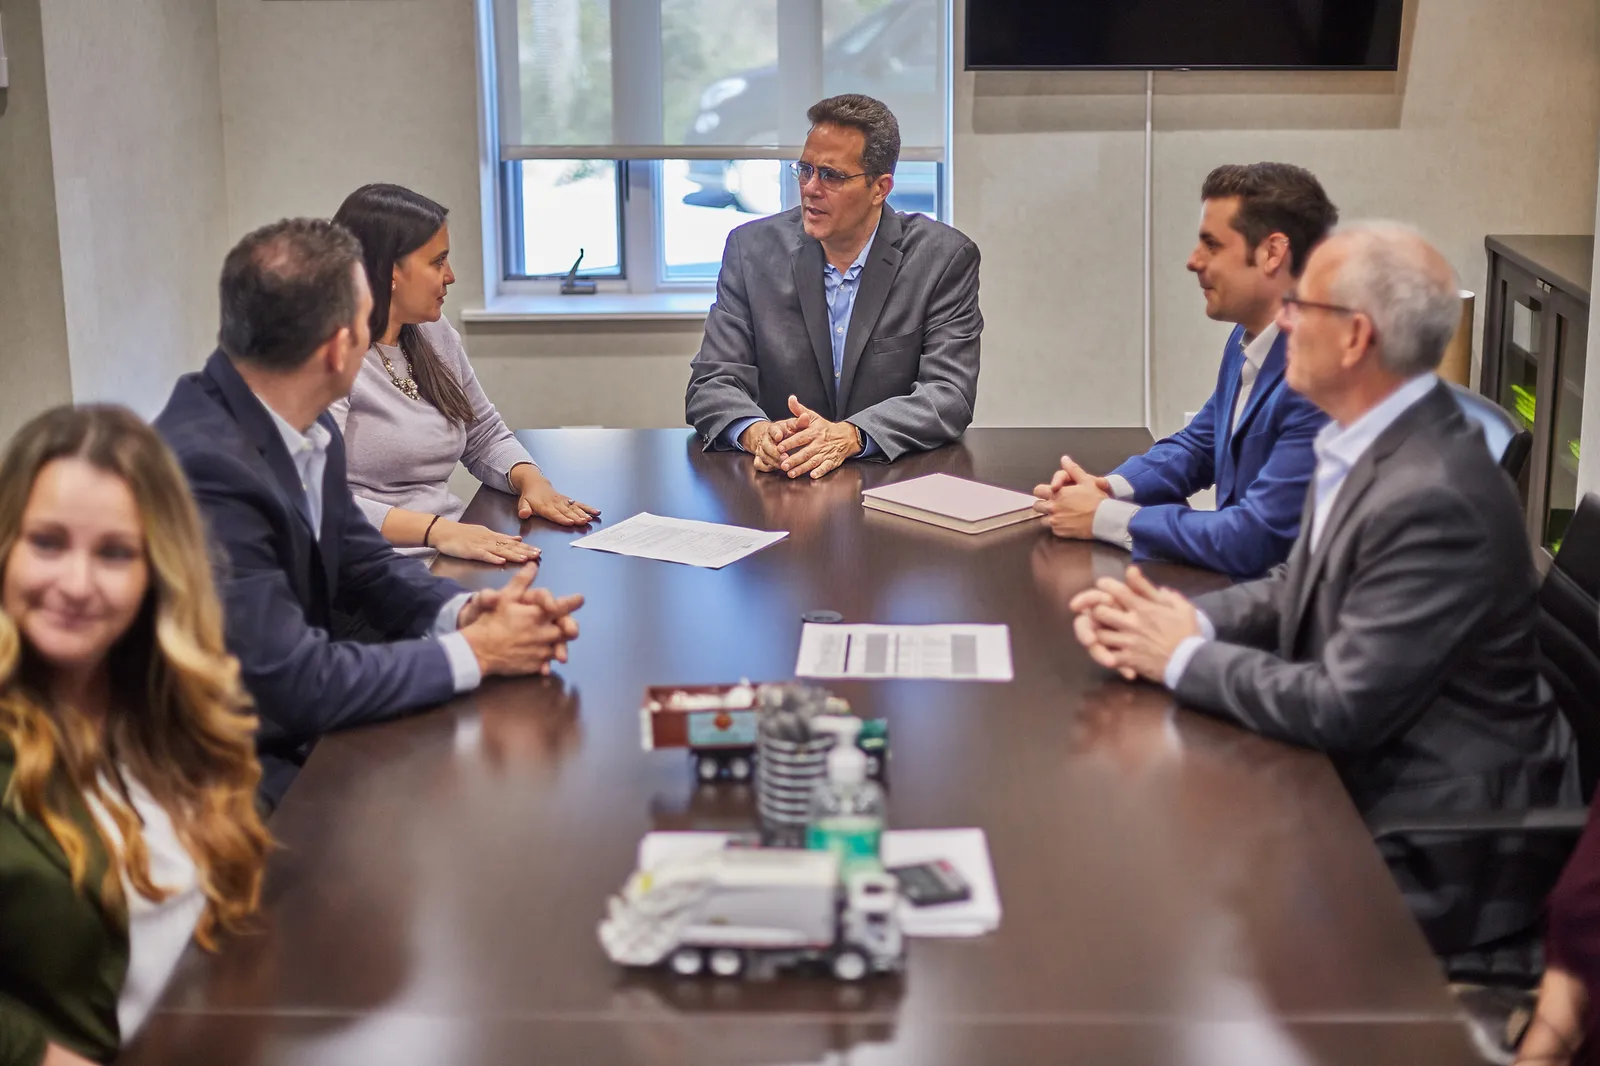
left=156, top=219, right=583, bottom=807
left=1034, top=163, right=1336, bottom=578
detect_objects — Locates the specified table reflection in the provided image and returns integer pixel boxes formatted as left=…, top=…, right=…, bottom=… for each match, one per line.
left=460, top=676, right=585, bottom=773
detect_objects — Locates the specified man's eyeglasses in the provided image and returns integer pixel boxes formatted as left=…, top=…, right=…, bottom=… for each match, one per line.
left=790, top=161, right=870, bottom=188
left=1281, top=294, right=1360, bottom=321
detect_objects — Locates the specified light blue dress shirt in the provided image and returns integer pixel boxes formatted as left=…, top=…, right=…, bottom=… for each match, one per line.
left=262, top=403, right=482, bottom=693
left=1160, top=373, right=1440, bottom=690
left=726, top=220, right=881, bottom=458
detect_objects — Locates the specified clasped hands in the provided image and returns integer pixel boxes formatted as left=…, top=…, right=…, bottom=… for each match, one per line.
left=1032, top=455, right=1113, bottom=539
left=740, top=395, right=863, bottom=480
left=458, top=563, right=584, bottom=678
left=1070, top=565, right=1201, bottom=685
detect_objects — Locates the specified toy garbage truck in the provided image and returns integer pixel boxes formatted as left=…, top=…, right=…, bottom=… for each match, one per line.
left=639, top=681, right=889, bottom=783
left=598, top=846, right=904, bottom=981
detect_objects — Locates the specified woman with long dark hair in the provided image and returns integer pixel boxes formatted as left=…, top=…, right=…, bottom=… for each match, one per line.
left=0, top=405, right=270, bottom=1065
left=330, top=184, right=598, bottom=563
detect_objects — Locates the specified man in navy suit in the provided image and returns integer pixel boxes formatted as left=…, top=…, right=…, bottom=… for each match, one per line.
left=156, top=218, right=582, bottom=806
left=1034, top=163, right=1336, bottom=579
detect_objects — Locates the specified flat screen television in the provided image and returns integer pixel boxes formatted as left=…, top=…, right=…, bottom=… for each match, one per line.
left=965, top=0, right=1405, bottom=71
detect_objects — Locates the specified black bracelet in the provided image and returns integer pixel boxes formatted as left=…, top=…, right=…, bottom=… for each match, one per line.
left=423, top=514, right=442, bottom=547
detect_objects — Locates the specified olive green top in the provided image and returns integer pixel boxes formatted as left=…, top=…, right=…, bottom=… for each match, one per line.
left=0, top=742, right=126, bottom=1065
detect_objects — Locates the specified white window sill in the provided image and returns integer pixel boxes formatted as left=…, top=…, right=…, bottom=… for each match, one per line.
left=460, top=292, right=714, bottom=324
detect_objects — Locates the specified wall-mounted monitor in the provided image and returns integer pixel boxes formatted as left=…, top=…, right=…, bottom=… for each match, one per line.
left=965, top=0, right=1405, bottom=71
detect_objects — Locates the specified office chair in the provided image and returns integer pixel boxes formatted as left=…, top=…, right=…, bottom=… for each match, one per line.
left=1374, top=493, right=1600, bottom=1031
left=1452, top=379, right=1536, bottom=480
left=1449, top=381, right=1535, bottom=481
left=1543, top=493, right=1600, bottom=798
left=1369, top=491, right=1600, bottom=843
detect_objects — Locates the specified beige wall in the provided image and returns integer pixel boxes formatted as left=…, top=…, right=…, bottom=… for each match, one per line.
left=0, top=0, right=73, bottom=441
left=953, top=70, right=1150, bottom=427
left=215, top=0, right=482, bottom=299
left=37, top=0, right=229, bottom=420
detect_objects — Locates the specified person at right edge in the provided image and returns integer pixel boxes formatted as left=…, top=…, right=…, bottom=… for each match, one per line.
left=1070, top=222, right=1579, bottom=972
left=1033, top=163, right=1336, bottom=579
left=156, top=219, right=583, bottom=809
left=1515, top=743, right=1600, bottom=1065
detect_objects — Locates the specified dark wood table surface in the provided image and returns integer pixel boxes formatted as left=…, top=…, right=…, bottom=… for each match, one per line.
left=121, top=429, right=1479, bottom=1065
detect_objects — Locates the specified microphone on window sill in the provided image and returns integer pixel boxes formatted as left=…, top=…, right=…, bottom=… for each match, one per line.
left=561, top=249, right=597, bottom=295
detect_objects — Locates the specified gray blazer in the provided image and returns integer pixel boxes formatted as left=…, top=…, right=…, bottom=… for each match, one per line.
left=685, top=205, right=981, bottom=461
left=1175, top=382, right=1578, bottom=956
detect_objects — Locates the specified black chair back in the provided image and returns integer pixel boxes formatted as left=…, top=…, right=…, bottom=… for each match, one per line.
left=1541, top=492, right=1600, bottom=799
left=1503, top=430, right=1535, bottom=484
left=1450, top=382, right=1534, bottom=480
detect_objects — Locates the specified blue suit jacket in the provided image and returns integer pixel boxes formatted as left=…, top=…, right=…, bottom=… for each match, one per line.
left=1111, top=326, right=1327, bottom=579
left=155, top=351, right=466, bottom=805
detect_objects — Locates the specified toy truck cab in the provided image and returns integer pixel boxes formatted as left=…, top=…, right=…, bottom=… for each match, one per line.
left=640, top=682, right=760, bottom=782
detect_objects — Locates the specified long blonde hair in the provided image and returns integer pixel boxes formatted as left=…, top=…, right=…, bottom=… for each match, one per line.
left=0, top=405, right=271, bottom=948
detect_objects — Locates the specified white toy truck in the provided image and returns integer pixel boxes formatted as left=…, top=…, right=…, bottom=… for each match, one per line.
left=598, top=846, right=904, bottom=981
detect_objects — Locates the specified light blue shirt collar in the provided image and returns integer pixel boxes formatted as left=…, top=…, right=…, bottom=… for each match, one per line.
left=262, top=404, right=326, bottom=460
left=1314, top=372, right=1440, bottom=470
left=1308, top=372, right=1438, bottom=550
left=824, top=217, right=880, bottom=283
left=259, top=398, right=332, bottom=537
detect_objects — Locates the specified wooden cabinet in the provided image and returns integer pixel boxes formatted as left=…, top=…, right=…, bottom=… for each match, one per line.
left=1481, top=235, right=1592, bottom=553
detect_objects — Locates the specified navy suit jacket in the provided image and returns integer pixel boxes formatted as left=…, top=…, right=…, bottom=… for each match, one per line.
left=1110, top=326, right=1326, bottom=578
left=155, top=351, right=466, bottom=805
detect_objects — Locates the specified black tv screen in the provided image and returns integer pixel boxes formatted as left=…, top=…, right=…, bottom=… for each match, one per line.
left=965, top=0, right=1405, bottom=71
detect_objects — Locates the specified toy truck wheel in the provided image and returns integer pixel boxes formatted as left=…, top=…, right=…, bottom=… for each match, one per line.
left=708, top=948, right=745, bottom=978
left=668, top=947, right=704, bottom=976
left=726, top=755, right=752, bottom=782
left=831, top=948, right=869, bottom=982
left=695, top=754, right=721, bottom=782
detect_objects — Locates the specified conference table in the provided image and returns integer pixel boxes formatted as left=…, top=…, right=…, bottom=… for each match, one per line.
left=121, top=428, right=1480, bottom=1065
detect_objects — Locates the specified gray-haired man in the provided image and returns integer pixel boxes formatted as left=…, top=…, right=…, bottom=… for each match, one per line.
left=1071, top=222, right=1578, bottom=961
left=685, top=94, right=982, bottom=479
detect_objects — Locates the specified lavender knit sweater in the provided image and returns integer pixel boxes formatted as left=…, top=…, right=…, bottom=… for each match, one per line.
left=330, top=316, right=533, bottom=552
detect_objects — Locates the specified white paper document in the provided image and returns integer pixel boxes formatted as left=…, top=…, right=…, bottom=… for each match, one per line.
left=571, top=512, right=786, bottom=569
left=795, top=623, right=1013, bottom=682
left=638, top=829, right=1002, bottom=939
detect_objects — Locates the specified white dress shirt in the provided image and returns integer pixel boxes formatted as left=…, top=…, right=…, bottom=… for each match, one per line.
left=1093, top=324, right=1281, bottom=550
left=1161, top=372, right=1440, bottom=689
left=86, top=774, right=207, bottom=1040
left=261, top=402, right=482, bottom=692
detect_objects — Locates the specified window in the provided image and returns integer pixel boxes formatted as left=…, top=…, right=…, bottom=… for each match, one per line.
left=481, top=0, right=950, bottom=298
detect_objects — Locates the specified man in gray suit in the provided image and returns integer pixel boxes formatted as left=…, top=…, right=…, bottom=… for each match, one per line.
left=1070, top=222, right=1577, bottom=958
left=685, top=94, right=982, bottom=480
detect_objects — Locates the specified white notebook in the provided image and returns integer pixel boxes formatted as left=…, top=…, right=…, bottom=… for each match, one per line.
left=861, top=473, right=1041, bottom=534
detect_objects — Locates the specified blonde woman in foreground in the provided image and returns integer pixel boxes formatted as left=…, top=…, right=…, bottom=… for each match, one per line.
left=0, top=406, right=271, bottom=1065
